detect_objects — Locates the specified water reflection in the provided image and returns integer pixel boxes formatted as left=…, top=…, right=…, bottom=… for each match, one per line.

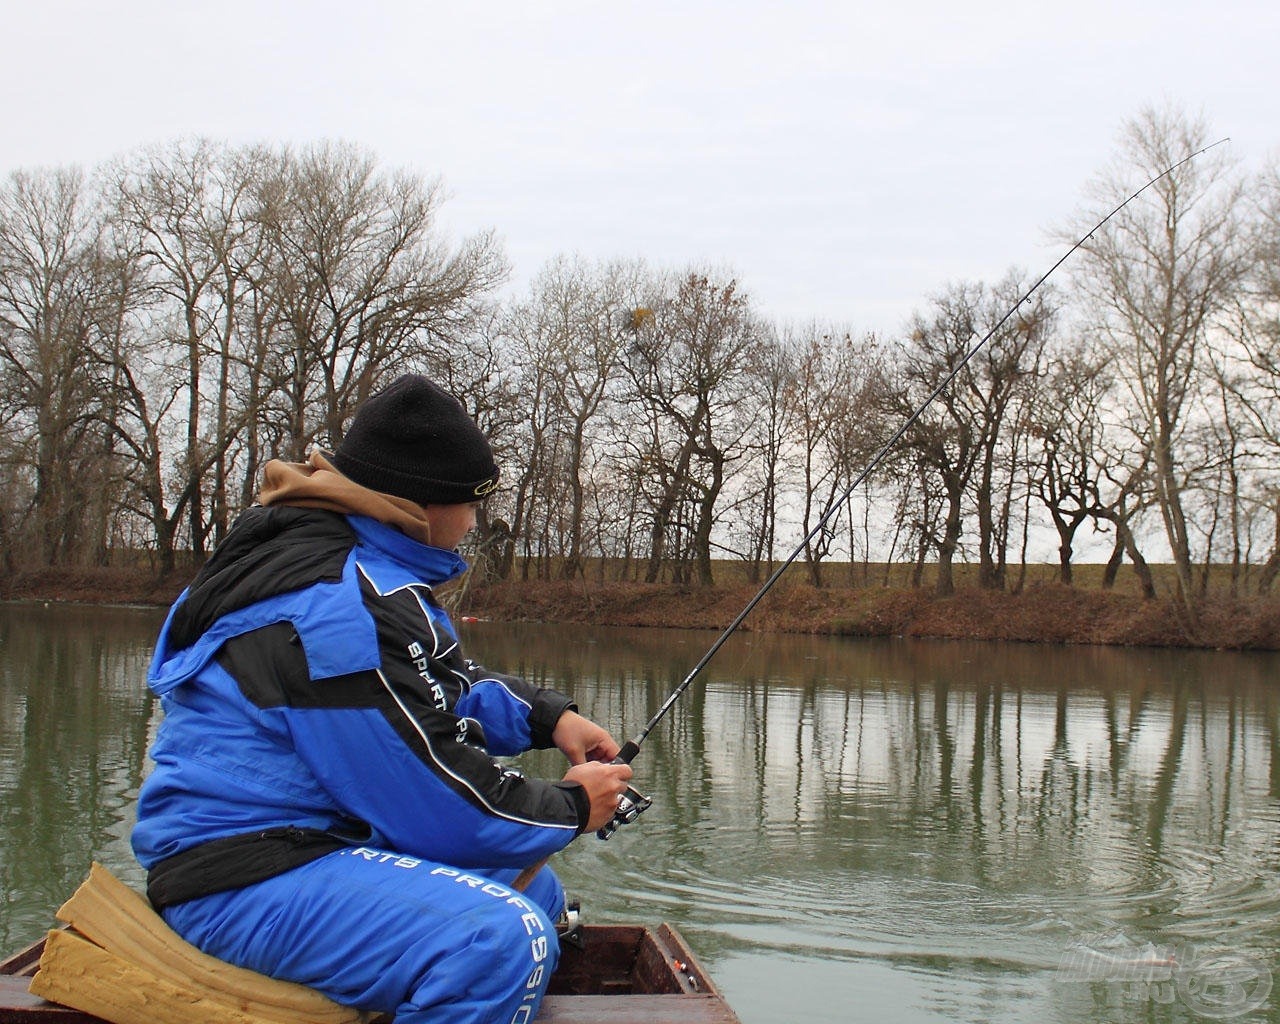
left=2, top=608, right=1278, bottom=1024
left=479, top=625, right=1280, bottom=1023
left=0, top=603, right=162, bottom=953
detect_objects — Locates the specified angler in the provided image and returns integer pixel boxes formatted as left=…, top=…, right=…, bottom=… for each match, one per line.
left=130, top=374, right=633, bottom=1024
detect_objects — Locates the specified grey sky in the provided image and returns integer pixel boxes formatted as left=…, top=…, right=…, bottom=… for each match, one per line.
left=5, top=0, right=1277, bottom=336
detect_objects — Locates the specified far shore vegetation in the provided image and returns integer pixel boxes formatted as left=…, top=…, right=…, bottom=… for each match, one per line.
left=4, top=105, right=1280, bottom=655
left=5, top=559, right=1278, bottom=651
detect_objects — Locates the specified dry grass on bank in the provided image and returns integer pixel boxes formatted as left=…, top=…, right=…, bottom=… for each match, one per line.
left=1, top=566, right=194, bottom=606
left=4, top=563, right=1279, bottom=650
left=463, top=578, right=1280, bottom=650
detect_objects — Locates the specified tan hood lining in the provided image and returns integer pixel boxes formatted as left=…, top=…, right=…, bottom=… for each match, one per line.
left=258, top=451, right=437, bottom=548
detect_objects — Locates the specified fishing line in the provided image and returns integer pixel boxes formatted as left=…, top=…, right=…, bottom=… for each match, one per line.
left=599, top=136, right=1230, bottom=835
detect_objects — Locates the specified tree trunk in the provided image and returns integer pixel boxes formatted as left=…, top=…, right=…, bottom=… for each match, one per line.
left=936, top=489, right=962, bottom=597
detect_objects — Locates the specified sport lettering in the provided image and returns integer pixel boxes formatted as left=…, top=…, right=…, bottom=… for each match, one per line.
left=405, top=640, right=447, bottom=709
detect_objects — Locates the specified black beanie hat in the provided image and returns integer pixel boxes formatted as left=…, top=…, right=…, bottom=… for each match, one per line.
left=332, top=375, right=500, bottom=505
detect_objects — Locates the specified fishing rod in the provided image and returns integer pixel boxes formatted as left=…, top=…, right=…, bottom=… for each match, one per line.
left=596, top=136, right=1231, bottom=839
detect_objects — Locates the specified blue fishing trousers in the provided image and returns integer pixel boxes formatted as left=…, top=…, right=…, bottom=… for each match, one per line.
left=161, top=846, right=565, bottom=1024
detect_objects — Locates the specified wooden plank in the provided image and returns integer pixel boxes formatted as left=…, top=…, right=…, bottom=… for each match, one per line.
left=0, top=977, right=104, bottom=1023
left=0, top=988, right=742, bottom=1024
left=540, top=994, right=740, bottom=1023
left=655, top=923, right=722, bottom=996
left=2, top=923, right=741, bottom=1024
left=635, top=927, right=695, bottom=994
left=0, top=942, right=44, bottom=979
left=547, top=925, right=643, bottom=994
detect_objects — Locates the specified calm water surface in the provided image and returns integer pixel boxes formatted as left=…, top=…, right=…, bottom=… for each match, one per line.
left=2, top=602, right=1279, bottom=1023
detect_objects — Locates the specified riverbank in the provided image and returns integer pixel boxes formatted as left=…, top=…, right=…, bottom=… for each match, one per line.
left=463, top=579, right=1280, bottom=649
left=5, top=567, right=1279, bottom=649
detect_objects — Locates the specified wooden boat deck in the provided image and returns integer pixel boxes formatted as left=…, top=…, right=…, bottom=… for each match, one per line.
left=0, top=923, right=740, bottom=1024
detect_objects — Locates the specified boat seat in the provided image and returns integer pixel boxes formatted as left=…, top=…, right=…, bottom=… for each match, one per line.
left=27, top=862, right=376, bottom=1024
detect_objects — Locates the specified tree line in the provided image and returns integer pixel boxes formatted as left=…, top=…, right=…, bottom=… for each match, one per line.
left=1, top=106, right=1277, bottom=619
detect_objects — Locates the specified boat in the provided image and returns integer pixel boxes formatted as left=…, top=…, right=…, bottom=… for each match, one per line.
left=0, top=919, right=740, bottom=1024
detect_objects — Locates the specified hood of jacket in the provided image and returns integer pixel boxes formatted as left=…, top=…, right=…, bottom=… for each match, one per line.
left=147, top=506, right=467, bottom=697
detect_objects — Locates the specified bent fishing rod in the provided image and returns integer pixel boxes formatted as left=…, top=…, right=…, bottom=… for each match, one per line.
left=597, top=137, right=1230, bottom=839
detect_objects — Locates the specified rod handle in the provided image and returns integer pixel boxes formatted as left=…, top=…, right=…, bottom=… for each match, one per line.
left=597, top=738, right=650, bottom=839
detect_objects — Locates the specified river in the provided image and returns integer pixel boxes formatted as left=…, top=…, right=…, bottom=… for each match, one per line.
left=2, top=602, right=1278, bottom=1023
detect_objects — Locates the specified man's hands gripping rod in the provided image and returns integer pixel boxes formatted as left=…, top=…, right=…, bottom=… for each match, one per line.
left=553, top=711, right=652, bottom=838
left=596, top=737, right=651, bottom=839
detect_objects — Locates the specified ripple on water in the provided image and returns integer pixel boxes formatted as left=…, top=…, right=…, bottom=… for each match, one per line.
left=596, top=849, right=1054, bottom=973
left=567, top=801, right=1280, bottom=1003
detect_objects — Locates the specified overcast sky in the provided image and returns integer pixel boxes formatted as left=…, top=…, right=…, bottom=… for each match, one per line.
left=4, top=1, right=1278, bottom=336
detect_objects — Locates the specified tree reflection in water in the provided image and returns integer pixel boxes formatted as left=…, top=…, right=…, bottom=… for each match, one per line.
left=4, top=609, right=1278, bottom=1024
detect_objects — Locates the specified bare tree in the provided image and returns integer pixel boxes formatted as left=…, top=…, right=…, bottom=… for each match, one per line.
left=887, top=277, right=1049, bottom=595
left=621, top=272, right=764, bottom=585
left=1069, top=105, right=1249, bottom=613
left=1032, top=341, right=1113, bottom=584
left=784, top=325, right=879, bottom=586
left=735, top=323, right=795, bottom=582
left=0, top=167, right=121, bottom=566
left=967, top=277, right=1053, bottom=590
left=1029, top=334, right=1158, bottom=595
left=112, top=140, right=273, bottom=558
left=254, top=142, right=507, bottom=458
left=1213, top=161, right=1280, bottom=592
left=499, top=305, right=560, bottom=581
left=505, top=257, right=640, bottom=579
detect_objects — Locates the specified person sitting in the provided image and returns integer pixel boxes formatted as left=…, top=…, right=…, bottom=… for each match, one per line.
left=131, top=374, right=632, bottom=1024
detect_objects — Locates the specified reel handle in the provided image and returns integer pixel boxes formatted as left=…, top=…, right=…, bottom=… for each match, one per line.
left=596, top=739, right=651, bottom=840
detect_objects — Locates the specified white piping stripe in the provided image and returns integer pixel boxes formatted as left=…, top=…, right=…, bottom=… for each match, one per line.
left=411, top=589, right=459, bottom=659
left=472, top=677, right=533, bottom=711
left=375, top=668, right=575, bottom=831
left=448, top=665, right=473, bottom=692
left=355, top=561, right=459, bottom=659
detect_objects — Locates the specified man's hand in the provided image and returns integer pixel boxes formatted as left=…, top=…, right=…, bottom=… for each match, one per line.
left=563, top=760, right=634, bottom=834
left=552, top=710, right=621, bottom=765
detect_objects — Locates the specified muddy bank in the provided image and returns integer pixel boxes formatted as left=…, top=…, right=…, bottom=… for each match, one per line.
left=463, top=579, right=1280, bottom=650
left=1, top=567, right=195, bottom=607
left=8, top=567, right=1271, bottom=650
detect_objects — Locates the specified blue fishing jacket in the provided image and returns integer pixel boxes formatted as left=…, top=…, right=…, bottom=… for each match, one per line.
left=132, top=506, right=587, bottom=893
